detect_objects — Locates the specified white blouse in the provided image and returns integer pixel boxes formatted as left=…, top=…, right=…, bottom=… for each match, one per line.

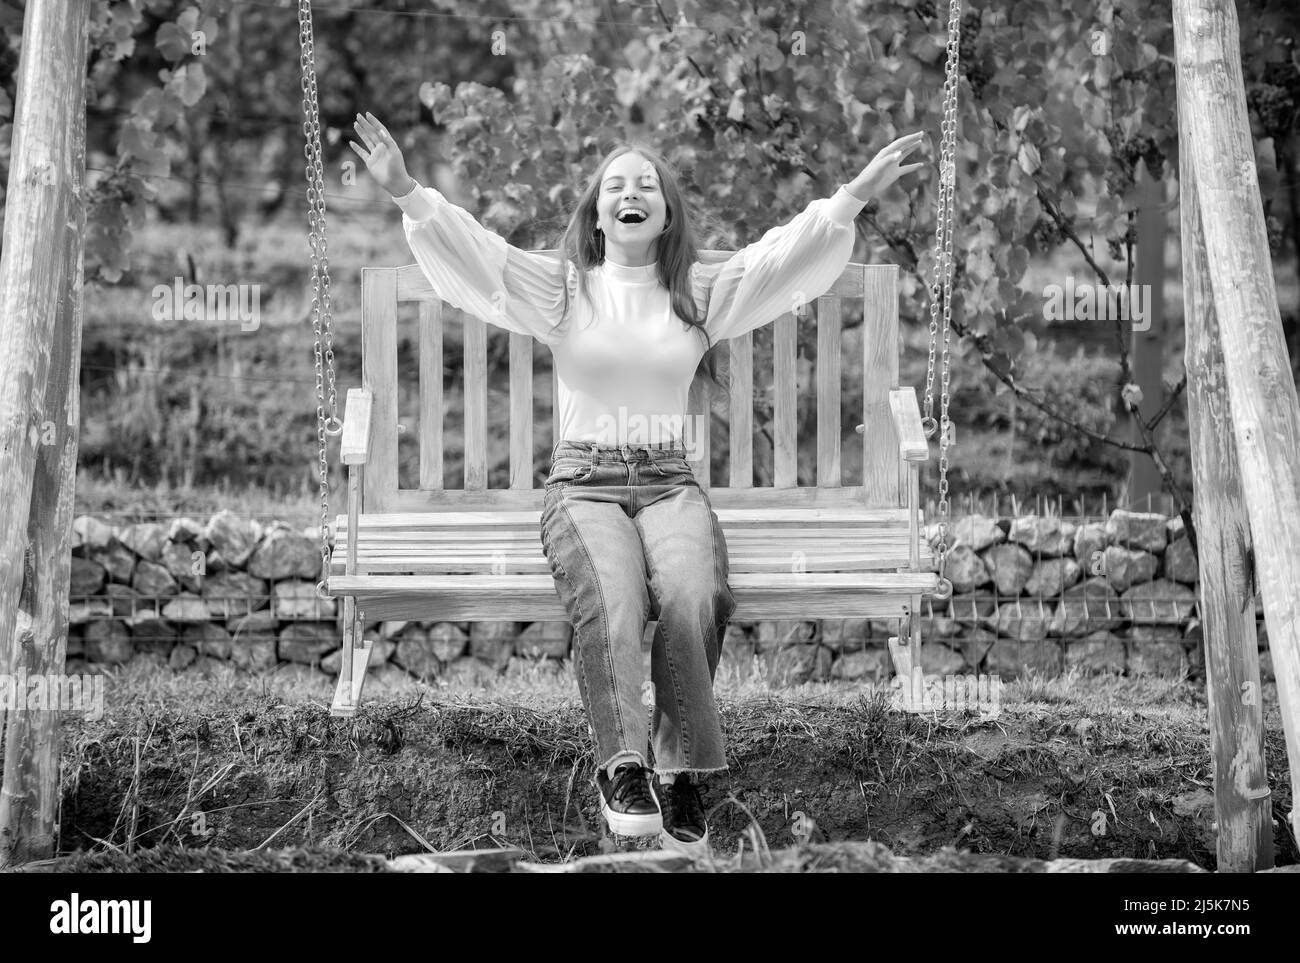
left=392, top=180, right=867, bottom=447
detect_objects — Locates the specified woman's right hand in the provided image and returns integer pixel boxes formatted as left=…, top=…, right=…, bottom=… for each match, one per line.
left=350, top=112, right=415, bottom=197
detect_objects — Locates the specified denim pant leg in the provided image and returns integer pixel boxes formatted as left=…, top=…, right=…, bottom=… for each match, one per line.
left=636, top=484, right=737, bottom=775
left=541, top=484, right=651, bottom=772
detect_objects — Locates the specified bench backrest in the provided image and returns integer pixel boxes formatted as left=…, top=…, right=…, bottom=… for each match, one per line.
left=358, top=255, right=901, bottom=513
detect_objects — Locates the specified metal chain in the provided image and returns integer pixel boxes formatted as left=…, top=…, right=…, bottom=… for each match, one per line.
left=921, top=0, right=962, bottom=599
left=299, top=0, right=344, bottom=601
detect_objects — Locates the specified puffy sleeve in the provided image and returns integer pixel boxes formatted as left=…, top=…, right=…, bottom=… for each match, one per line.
left=393, top=182, right=573, bottom=345
left=692, top=185, right=869, bottom=343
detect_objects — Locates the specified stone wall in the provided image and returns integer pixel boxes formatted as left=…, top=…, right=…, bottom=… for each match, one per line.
left=59, top=507, right=1268, bottom=685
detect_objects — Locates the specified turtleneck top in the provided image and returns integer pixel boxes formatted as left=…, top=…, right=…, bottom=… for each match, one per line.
left=392, top=180, right=867, bottom=446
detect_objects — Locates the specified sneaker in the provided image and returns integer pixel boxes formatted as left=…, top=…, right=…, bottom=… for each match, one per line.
left=595, top=762, right=662, bottom=837
left=653, top=774, right=710, bottom=856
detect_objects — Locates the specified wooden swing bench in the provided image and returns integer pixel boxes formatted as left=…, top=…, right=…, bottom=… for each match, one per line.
left=327, top=255, right=942, bottom=716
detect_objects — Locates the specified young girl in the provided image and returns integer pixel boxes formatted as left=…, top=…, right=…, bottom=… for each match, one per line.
left=351, top=112, right=924, bottom=853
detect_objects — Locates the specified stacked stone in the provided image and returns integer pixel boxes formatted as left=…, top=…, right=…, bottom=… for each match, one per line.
left=716, top=508, right=1255, bottom=684
left=62, top=506, right=1265, bottom=685
left=64, top=509, right=573, bottom=683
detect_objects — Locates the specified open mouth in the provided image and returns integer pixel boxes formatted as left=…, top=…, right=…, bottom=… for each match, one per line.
left=616, top=207, right=648, bottom=225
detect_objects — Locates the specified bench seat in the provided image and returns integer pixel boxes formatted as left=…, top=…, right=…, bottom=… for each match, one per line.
left=330, top=508, right=936, bottom=620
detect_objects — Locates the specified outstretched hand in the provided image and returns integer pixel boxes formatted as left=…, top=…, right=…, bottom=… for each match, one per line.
left=349, top=112, right=415, bottom=197
left=847, top=131, right=928, bottom=200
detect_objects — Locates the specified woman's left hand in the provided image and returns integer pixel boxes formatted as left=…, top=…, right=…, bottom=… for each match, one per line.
left=846, top=131, right=928, bottom=200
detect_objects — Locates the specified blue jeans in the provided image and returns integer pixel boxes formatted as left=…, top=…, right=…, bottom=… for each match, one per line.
left=540, top=440, right=737, bottom=776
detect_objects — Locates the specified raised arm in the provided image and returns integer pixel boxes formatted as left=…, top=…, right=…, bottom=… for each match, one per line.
left=694, top=131, right=927, bottom=342
left=392, top=183, right=572, bottom=346
left=692, top=185, right=868, bottom=343
left=350, top=113, right=571, bottom=344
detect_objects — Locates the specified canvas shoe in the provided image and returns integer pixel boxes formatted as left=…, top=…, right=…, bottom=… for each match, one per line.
left=653, top=773, right=710, bottom=856
left=595, top=762, right=662, bottom=837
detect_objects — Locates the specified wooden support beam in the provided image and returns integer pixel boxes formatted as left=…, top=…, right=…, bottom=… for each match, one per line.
left=1174, top=0, right=1300, bottom=847
left=331, top=464, right=367, bottom=717
left=0, top=0, right=90, bottom=868
left=1179, top=57, right=1272, bottom=871
left=329, top=623, right=372, bottom=719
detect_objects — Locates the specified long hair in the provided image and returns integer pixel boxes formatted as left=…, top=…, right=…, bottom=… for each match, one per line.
left=555, top=142, right=728, bottom=395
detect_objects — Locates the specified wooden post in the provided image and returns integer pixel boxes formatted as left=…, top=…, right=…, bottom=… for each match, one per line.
left=0, top=0, right=90, bottom=867
left=1174, top=0, right=1300, bottom=846
left=1177, top=45, right=1272, bottom=870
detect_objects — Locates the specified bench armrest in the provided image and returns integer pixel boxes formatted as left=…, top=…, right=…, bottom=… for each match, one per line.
left=341, top=388, right=373, bottom=465
left=888, top=387, right=929, bottom=463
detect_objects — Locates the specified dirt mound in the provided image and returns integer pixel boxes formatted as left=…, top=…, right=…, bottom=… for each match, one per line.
left=53, top=691, right=1297, bottom=869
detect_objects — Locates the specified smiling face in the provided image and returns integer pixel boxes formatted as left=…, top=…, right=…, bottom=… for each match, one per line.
left=595, top=151, right=669, bottom=262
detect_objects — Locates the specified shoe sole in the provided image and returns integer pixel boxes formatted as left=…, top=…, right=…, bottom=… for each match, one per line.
left=596, top=778, right=662, bottom=837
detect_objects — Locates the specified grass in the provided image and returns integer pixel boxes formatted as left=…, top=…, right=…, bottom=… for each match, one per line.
left=91, top=647, right=1215, bottom=724
left=36, top=656, right=1296, bottom=872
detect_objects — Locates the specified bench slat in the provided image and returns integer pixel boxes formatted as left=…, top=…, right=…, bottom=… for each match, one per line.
left=340, top=540, right=926, bottom=556
left=509, top=333, right=533, bottom=488
left=418, top=300, right=443, bottom=489
left=361, top=268, right=399, bottom=512
left=773, top=311, right=797, bottom=487
left=464, top=319, right=488, bottom=490
left=688, top=377, right=711, bottom=490
left=816, top=295, right=841, bottom=486
left=340, top=541, right=928, bottom=557
left=335, top=545, right=925, bottom=558
left=331, top=572, right=936, bottom=591
left=340, top=544, right=928, bottom=560
left=331, top=555, right=928, bottom=575
left=337, top=507, right=922, bottom=528
left=729, top=333, right=752, bottom=487
left=329, top=572, right=928, bottom=621
left=862, top=264, right=899, bottom=507
left=388, top=487, right=890, bottom=510
left=341, top=539, right=930, bottom=552
left=552, top=362, right=560, bottom=453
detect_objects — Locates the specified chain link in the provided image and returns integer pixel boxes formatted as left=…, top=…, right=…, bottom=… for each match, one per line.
left=922, top=0, right=962, bottom=597
left=300, top=0, right=344, bottom=600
